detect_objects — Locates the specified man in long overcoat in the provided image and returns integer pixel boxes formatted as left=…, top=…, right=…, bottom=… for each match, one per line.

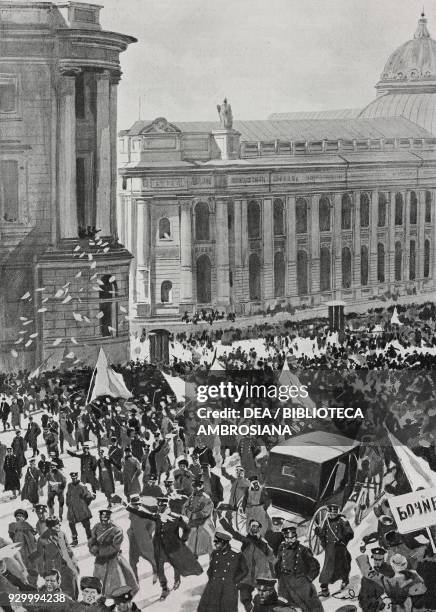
left=66, top=472, right=94, bottom=546
left=25, top=416, right=41, bottom=457
left=67, top=444, right=99, bottom=493
left=97, top=449, right=115, bottom=507
left=183, top=479, right=215, bottom=557
left=8, top=508, right=39, bottom=586
left=21, top=458, right=42, bottom=505
left=3, top=447, right=20, bottom=498
left=123, top=494, right=156, bottom=581
left=34, top=516, right=79, bottom=599
left=122, top=447, right=141, bottom=498
left=125, top=496, right=203, bottom=601
left=88, top=508, right=138, bottom=597
left=198, top=531, right=248, bottom=612
left=314, top=503, right=354, bottom=597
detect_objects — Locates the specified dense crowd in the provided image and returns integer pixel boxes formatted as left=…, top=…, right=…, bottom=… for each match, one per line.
left=0, top=301, right=435, bottom=610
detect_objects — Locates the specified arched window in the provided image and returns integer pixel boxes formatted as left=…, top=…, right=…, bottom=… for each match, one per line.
left=320, top=247, right=331, bottom=292
left=424, top=239, right=430, bottom=278
left=342, top=246, right=352, bottom=289
left=99, top=274, right=118, bottom=337
left=196, top=254, right=211, bottom=303
left=249, top=253, right=261, bottom=300
left=319, top=196, right=330, bottom=232
left=395, top=193, right=403, bottom=226
left=341, top=194, right=352, bottom=230
left=425, top=191, right=432, bottom=223
left=297, top=250, right=308, bottom=295
left=378, top=193, right=387, bottom=227
left=296, top=198, right=308, bottom=234
left=360, top=194, right=370, bottom=228
left=195, top=202, right=209, bottom=240
left=248, top=200, right=261, bottom=239
left=160, top=281, right=172, bottom=303
left=409, top=240, right=416, bottom=281
left=361, top=245, right=368, bottom=286
left=273, top=199, right=285, bottom=235
left=377, top=243, right=385, bottom=283
left=159, top=217, right=171, bottom=239
left=410, top=192, right=417, bottom=225
left=395, top=241, right=402, bottom=281
left=274, top=251, right=285, bottom=297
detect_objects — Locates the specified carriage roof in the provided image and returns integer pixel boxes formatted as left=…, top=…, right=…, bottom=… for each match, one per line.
left=269, top=431, right=360, bottom=464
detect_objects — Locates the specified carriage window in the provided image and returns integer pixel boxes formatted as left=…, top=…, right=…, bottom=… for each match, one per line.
left=282, top=465, right=297, bottom=478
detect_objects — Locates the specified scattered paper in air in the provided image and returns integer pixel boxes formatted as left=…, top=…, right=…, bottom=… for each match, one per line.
left=52, top=338, right=62, bottom=346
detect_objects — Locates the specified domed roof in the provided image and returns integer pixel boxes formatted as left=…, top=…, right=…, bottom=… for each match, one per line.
left=376, top=13, right=436, bottom=92
left=359, top=92, right=436, bottom=135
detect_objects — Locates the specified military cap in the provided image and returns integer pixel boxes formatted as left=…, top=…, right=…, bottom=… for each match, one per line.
left=70, top=472, right=79, bottom=478
left=178, top=458, right=188, bottom=466
left=371, top=547, right=387, bottom=557
left=282, top=524, right=297, bottom=535
left=256, top=578, right=277, bottom=587
left=192, top=478, right=204, bottom=487
left=156, top=497, right=169, bottom=504
left=80, top=576, right=102, bottom=592
left=99, top=508, right=112, bottom=516
left=42, top=569, right=60, bottom=580
left=271, top=516, right=284, bottom=525
left=83, top=444, right=90, bottom=449
left=45, top=516, right=60, bottom=527
left=35, top=504, right=47, bottom=512
left=248, top=475, right=259, bottom=482
left=327, top=504, right=340, bottom=512
left=111, top=586, right=134, bottom=603
left=214, top=531, right=231, bottom=542
left=164, top=479, right=173, bottom=485
left=129, top=494, right=140, bottom=504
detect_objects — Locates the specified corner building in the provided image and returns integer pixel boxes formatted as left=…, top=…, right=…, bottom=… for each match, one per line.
left=119, top=14, right=436, bottom=324
left=0, top=2, right=136, bottom=369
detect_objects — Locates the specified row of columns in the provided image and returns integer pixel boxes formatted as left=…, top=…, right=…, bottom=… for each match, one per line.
left=58, top=69, right=119, bottom=240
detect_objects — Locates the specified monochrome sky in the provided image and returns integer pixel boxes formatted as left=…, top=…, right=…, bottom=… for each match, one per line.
left=98, top=0, right=428, bottom=130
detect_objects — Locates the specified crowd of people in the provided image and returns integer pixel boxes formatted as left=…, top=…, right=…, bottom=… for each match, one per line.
left=0, top=300, right=435, bottom=610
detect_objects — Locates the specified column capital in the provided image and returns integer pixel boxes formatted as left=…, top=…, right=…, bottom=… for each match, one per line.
left=58, top=65, right=81, bottom=78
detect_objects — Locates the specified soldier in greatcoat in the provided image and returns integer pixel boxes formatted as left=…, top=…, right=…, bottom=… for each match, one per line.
left=357, top=547, right=395, bottom=612
left=122, top=447, right=141, bottom=498
left=65, top=472, right=94, bottom=546
left=34, top=503, right=48, bottom=535
left=183, top=478, right=215, bottom=557
left=314, top=503, right=354, bottom=597
left=242, top=475, right=272, bottom=536
left=3, top=447, right=20, bottom=498
left=25, top=416, right=41, bottom=457
left=21, top=457, right=42, bottom=505
left=8, top=508, right=39, bottom=586
left=108, top=436, right=124, bottom=484
left=88, top=508, right=138, bottom=598
left=96, top=448, right=115, bottom=507
left=197, top=531, right=248, bottom=612
left=123, top=493, right=157, bottom=582
left=275, top=525, right=323, bottom=611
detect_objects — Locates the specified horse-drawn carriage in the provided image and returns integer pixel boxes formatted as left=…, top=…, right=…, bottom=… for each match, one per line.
left=233, top=430, right=384, bottom=554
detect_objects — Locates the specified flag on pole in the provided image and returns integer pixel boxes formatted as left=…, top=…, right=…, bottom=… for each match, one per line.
left=387, top=430, right=436, bottom=489
left=390, top=307, right=402, bottom=326
left=90, top=348, right=132, bottom=401
left=28, top=355, right=50, bottom=380
left=278, top=359, right=316, bottom=411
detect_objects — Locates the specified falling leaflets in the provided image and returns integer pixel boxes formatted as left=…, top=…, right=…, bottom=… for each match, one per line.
left=73, top=358, right=81, bottom=364
left=90, top=261, right=97, bottom=269
left=11, top=350, right=18, bottom=358
left=71, top=337, right=78, bottom=344
left=25, top=340, right=32, bottom=347
left=103, top=247, right=110, bottom=253
left=23, top=320, right=33, bottom=326
left=52, top=338, right=62, bottom=346
left=42, top=297, right=48, bottom=303
left=90, top=274, right=98, bottom=280
left=19, top=317, right=28, bottom=321
left=65, top=352, right=75, bottom=359
left=88, top=254, right=93, bottom=261
left=73, top=313, right=82, bottom=322
left=62, top=282, right=71, bottom=289
left=62, top=295, right=72, bottom=304
left=35, top=287, right=46, bottom=292
left=109, top=276, right=115, bottom=283
left=120, top=306, right=127, bottom=313
left=20, top=292, right=31, bottom=300
left=75, top=271, right=82, bottom=279
left=37, top=308, right=48, bottom=313
left=107, top=326, right=116, bottom=333
left=14, top=338, right=23, bottom=345
left=79, top=252, right=85, bottom=258
left=78, top=288, right=84, bottom=293
left=54, top=289, right=64, bottom=298
left=29, top=333, right=38, bottom=338
left=73, top=245, right=81, bottom=252
left=18, top=331, right=26, bottom=335
left=96, top=311, right=104, bottom=319
left=83, top=315, right=90, bottom=323
left=92, top=286, right=101, bottom=292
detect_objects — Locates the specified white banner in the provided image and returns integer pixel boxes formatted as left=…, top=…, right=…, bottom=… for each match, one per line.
left=390, top=486, right=436, bottom=534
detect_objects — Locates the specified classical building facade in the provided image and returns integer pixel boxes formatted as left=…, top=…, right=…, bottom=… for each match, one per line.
left=0, top=1, right=135, bottom=369
left=118, top=13, right=436, bottom=325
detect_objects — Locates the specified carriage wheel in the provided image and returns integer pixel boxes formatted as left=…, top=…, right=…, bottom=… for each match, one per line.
left=235, top=498, right=247, bottom=535
left=354, top=485, right=368, bottom=526
left=308, top=505, right=328, bottom=555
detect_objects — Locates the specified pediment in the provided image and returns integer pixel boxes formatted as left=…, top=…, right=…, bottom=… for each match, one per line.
left=140, top=117, right=181, bottom=134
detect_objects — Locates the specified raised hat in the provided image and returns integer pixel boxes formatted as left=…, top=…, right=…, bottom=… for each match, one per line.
left=111, top=585, right=133, bottom=602
left=80, top=576, right=102, bottom=592
left=214, top=531, right=231, bottom=542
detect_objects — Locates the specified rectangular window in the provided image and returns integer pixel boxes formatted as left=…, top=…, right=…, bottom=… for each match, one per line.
left=75, top=73, right=85, bottom=119
left=1, top=160, right=19, bottom=221
left=0, top=81, right=16, bottom=113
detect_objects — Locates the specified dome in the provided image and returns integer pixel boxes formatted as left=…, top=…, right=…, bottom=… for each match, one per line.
left=359, top=13, right=436, bottom=135
left=376, top=13, right=436, bottom=93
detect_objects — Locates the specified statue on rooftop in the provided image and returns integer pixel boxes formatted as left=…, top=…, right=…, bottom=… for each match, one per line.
left=217, top=98, right=233, bottom=129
